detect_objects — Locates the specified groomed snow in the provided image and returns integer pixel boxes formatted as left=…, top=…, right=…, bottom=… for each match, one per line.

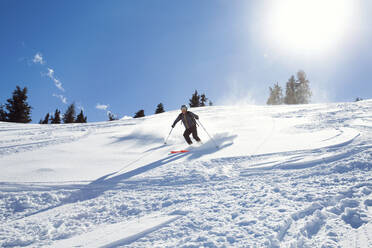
left=0, top=100, right=371, bottom=247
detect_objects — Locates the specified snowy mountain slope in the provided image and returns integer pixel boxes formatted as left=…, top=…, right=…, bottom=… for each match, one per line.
left=0, top=100, right=371, bottom=247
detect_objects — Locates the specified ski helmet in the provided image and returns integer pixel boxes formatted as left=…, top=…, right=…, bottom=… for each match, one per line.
left=181, top=105, right=187, bottom=111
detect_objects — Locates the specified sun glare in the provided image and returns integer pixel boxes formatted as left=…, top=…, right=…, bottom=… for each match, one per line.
left=262, top=0, right=358, bottom=57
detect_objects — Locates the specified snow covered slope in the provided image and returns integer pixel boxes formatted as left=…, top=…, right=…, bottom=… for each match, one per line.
left=0, top=100, right=371, bottom=247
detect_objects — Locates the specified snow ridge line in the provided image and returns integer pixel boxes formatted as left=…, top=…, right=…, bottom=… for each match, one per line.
left=0, top=120, right=137, bottom=157
left=0, top=128, right=93, bottom=156
left=275, top=147, right=363, bottom=170
left=100, top=215, right=183, bottom=248
left=238, top=131, right=362, bottom=172
left=212, top=128, right=360, bottom=169
left=325, top=132, right=360, bottom=149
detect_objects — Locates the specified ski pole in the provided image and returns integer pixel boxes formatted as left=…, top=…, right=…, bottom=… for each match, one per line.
left=164, top=127, right=174, bottom=144
left=197, top=120, right=218, bottom=148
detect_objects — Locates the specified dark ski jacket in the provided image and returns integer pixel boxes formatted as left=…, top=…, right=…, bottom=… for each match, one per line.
left=172, top=111, right=199, bottom=129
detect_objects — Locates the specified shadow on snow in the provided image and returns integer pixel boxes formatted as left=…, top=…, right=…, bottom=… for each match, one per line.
left=17, top=132, right=237, bottom=220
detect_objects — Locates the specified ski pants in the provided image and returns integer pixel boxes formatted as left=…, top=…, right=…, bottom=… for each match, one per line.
left=183, top=125, right=201, bottom=144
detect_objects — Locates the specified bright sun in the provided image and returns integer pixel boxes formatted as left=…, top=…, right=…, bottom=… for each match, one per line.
left=262, top=0, right=358, bottom=56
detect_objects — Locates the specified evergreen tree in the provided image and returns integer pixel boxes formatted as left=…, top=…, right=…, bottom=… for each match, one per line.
left=155, top=103, right=165, bottom=114
left=75, top=110, right=87, bottom=123
left=267, top=83, right=283, bottom=105
left=63, top=103, right=76, bottom=123
left=108, top=112, right=117, bottom=121
left=295, top=70, right=312, bottom=104
left=209, top=101, right=213, bottom=106
left=200, top=94, right=208, bottom=107
left=41, top=113, right=50, bottom=124
left=0, top=104, right=7, bottom=121
left=267, top=86, right=275, bottom=105
left=284, top=76, right=296, bottom=104
left=50, top=109, right=61, bottom=124
left=355, top=97, right=363, bottom=102
left=189, top=90, right=200, bottom=108
left=5, top=86, right=32, bottom=123
left=134, top=109, right=145, bottom=118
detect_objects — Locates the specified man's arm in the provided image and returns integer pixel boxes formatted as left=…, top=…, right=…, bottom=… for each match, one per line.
left=189, top=112, right=199, bottom=120
left=172, top=114, right=182, bottom=127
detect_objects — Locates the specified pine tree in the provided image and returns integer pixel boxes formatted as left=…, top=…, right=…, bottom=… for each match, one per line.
left=267, top=86, right=275, bottom=105
left=5, top=86, right=32, bottom=123
left=209, top=101, right=213, bottom=106
left=41, top=113, right=50, bottom=124
left=274, top=83, right=283, bottom=104
left=108, top=112, right=117, bottom=121
left=155, top=103, right=165, bottom=114
left=295, top=70, right=312, bottom=104
left=267, top=83, right=283, bottom=105
left=50, top=109, right=61, bottom=124
left=200, top=94, right=208, bottom=107
left=189, top=90, right=200, bottom=108
left=0, top=104, right=7, bottom=121
left=75, top=110, right=87, bottom=123
left=63, top=103, right=76, bottom=123
left=284, top=76, right=296, bottom=104
left=134, top=109, right=145, bottom=118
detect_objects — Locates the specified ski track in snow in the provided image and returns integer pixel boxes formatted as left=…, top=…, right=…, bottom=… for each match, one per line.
left=0, top=101, right=371, bottom=247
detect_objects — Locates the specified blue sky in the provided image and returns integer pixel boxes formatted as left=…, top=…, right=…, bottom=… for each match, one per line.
left=1, top=0, right=371, bottom=122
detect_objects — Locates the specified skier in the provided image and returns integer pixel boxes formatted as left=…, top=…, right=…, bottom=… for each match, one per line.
left=172, top=105, right=201, bottom=145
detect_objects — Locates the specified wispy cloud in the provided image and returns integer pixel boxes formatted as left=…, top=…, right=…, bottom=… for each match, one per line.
left=30, top=52, right=64, bottom=92
left=53, top=94, right=67, bottom=104
left=96, top=103, right=109, bottom=111
left=29, top=51, right=72, bottom=108
left=33, top=52, right=45, bottom=64
left=45, top=68, right=64, bottom=92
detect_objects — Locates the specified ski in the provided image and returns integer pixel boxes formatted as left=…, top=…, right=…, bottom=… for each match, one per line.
left=170, top=150, right=189, bottom=154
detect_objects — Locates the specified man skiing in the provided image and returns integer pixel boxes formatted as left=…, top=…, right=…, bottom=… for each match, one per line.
left=172, top=105, right=201, bottom=145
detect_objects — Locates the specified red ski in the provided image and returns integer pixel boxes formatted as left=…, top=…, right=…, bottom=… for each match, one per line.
left=170, top=150, right=189, bottom=154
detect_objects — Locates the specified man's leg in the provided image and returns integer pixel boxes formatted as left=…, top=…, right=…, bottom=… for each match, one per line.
left=183, top=128, right=193, bottom=145
left=191, top=126, right=201, bottom=142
